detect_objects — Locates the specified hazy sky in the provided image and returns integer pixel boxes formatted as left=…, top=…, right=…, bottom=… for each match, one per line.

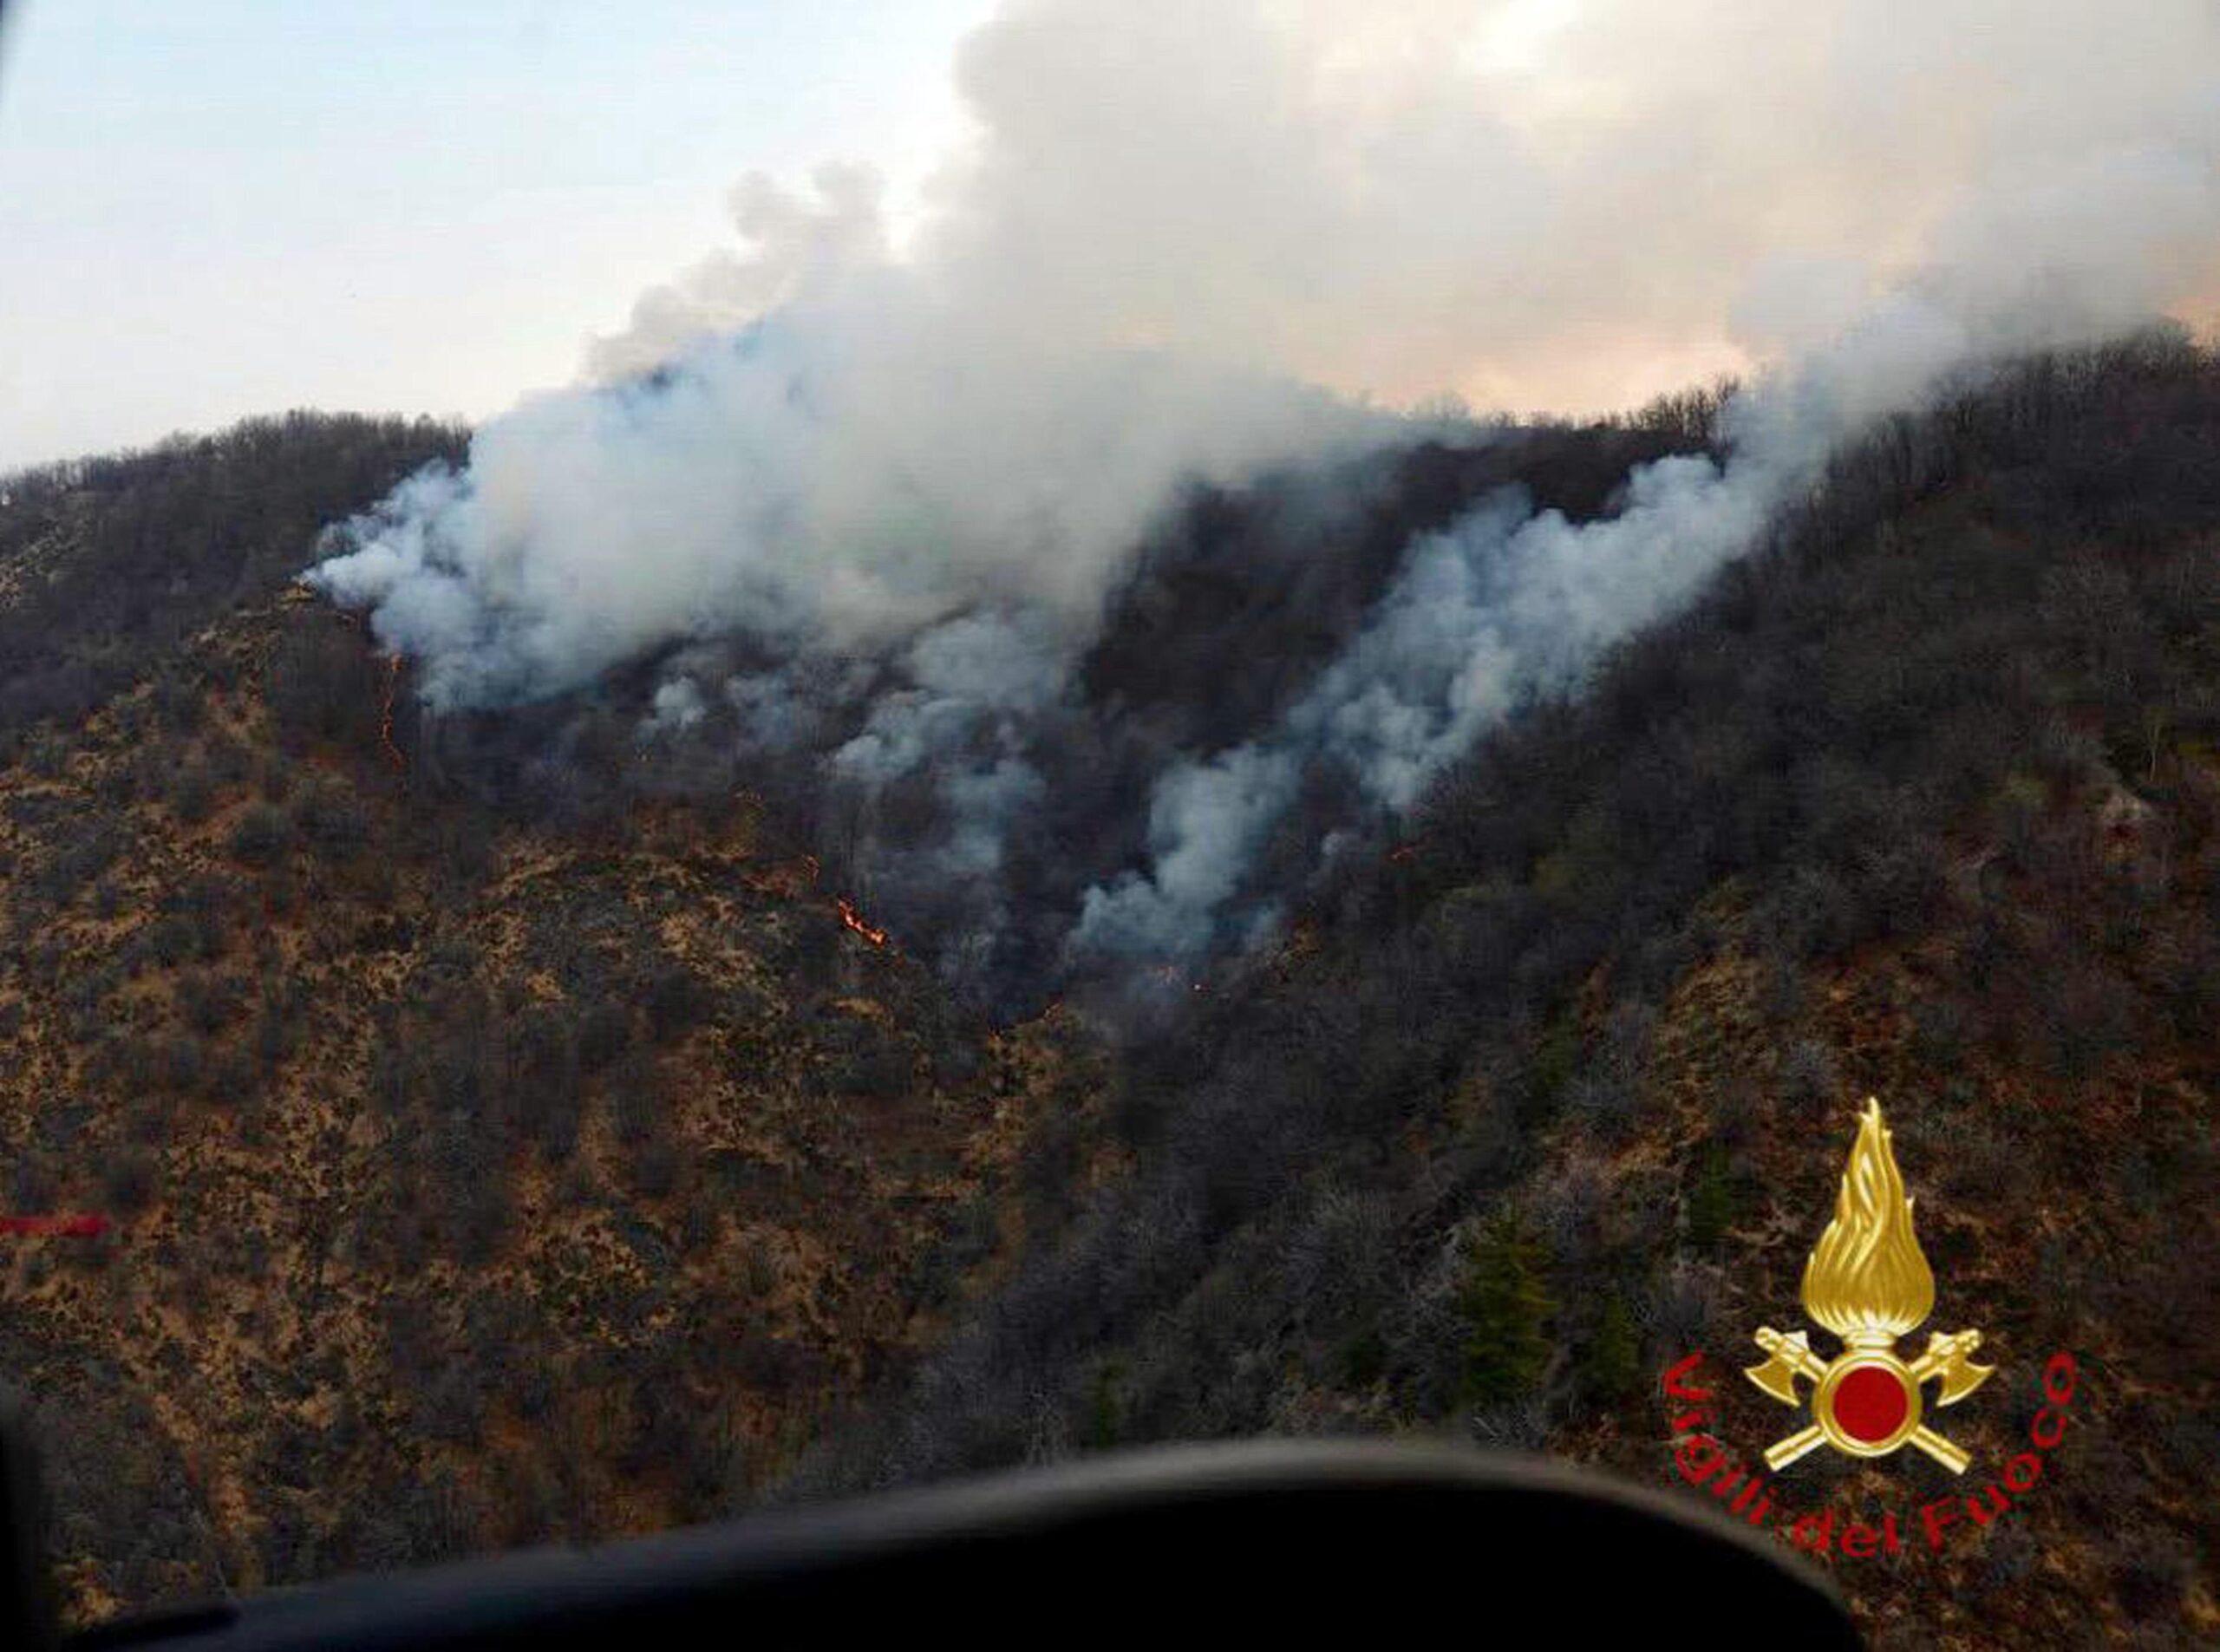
left=0, top=1, right=989, bottom=469
left=7, top=2, right=2214, bottom=477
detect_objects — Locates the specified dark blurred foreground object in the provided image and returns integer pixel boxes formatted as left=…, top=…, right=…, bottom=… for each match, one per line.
left=0, top=1387, right=57, bottom=1652
left=36, top=1439, right=1858, bottom=1650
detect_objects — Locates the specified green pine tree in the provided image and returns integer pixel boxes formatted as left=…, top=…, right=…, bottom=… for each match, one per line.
left=1083, top=1358, right=1126, bottom=1449
left=1456, top=1210, right=1555, bottom=1408
left=1582, top=1292, right=1642, bottom=1405
left=1688, top=1142, right=1740, bottom=1250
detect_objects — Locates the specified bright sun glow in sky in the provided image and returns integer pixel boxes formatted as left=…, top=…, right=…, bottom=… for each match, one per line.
left=0, top=1, right=992, bottom=469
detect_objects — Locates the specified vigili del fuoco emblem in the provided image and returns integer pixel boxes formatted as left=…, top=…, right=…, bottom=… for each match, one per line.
left=1744, top=1099, right=1993, bottom=1473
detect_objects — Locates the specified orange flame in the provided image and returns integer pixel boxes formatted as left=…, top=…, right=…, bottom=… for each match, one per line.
left=836, top=898, right=888, bottom=947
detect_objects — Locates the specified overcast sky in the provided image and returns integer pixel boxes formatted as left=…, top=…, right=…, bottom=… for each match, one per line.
left=0, top=1, right=989, bottom=469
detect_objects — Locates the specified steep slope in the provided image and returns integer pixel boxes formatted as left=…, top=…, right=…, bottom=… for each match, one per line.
left=811, top=335, right=2220, bottom=1649
left=0, top=402, right=1710, bottom=1629
left=0, top=425, right=1061, bottom=1623
left=10, top=343, right=2218, bottom=1647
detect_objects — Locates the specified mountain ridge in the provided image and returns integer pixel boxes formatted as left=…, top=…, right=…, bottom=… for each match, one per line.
left=2, top=340, right=2216, bottom=1646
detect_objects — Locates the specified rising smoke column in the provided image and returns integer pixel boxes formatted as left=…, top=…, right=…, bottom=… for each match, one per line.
left=1074, top=271, right=2220, bottom=965
left=309, top=0, right=2220, bottom=996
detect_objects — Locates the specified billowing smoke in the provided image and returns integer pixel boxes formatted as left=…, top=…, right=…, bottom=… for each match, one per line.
left=308, top=0, right=2220, bottom=1009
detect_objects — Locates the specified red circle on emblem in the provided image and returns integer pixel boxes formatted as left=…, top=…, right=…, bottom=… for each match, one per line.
left=1832, top=1365, right=1910, bottom=1443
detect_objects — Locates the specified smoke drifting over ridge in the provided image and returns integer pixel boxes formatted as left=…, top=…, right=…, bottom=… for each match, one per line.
left=310, top=0, right=2220, bottom=1008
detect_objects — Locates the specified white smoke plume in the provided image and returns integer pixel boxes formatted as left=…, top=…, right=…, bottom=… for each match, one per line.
left=1075, top=264, right=2220, bottom=963
left=309, top=0, right=2220, bottom=992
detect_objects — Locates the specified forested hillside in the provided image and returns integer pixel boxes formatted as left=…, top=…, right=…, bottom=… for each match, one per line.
left=0, top=402, right=1705, bottom=1622
left=0, top=416, right=1063, bottom=1621
left=798, top=335, right=2220, bottom=1649
left=2, top=341, right=2216, bottom=1649
left=0, top=416, right=466, bottom=742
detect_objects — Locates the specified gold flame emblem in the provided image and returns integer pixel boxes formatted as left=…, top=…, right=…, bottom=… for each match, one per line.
left=1743, top=1099, right=1992, bottom=1472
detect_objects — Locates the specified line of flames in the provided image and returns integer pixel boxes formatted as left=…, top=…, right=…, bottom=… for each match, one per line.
left=378, top=653, right=407, bottom=775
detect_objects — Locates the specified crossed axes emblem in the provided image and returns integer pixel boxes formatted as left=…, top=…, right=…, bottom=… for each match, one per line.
left=1745, top=1324, right=1991, bottom=1472
left=1742, top=1099, right=1994, bottom=1473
